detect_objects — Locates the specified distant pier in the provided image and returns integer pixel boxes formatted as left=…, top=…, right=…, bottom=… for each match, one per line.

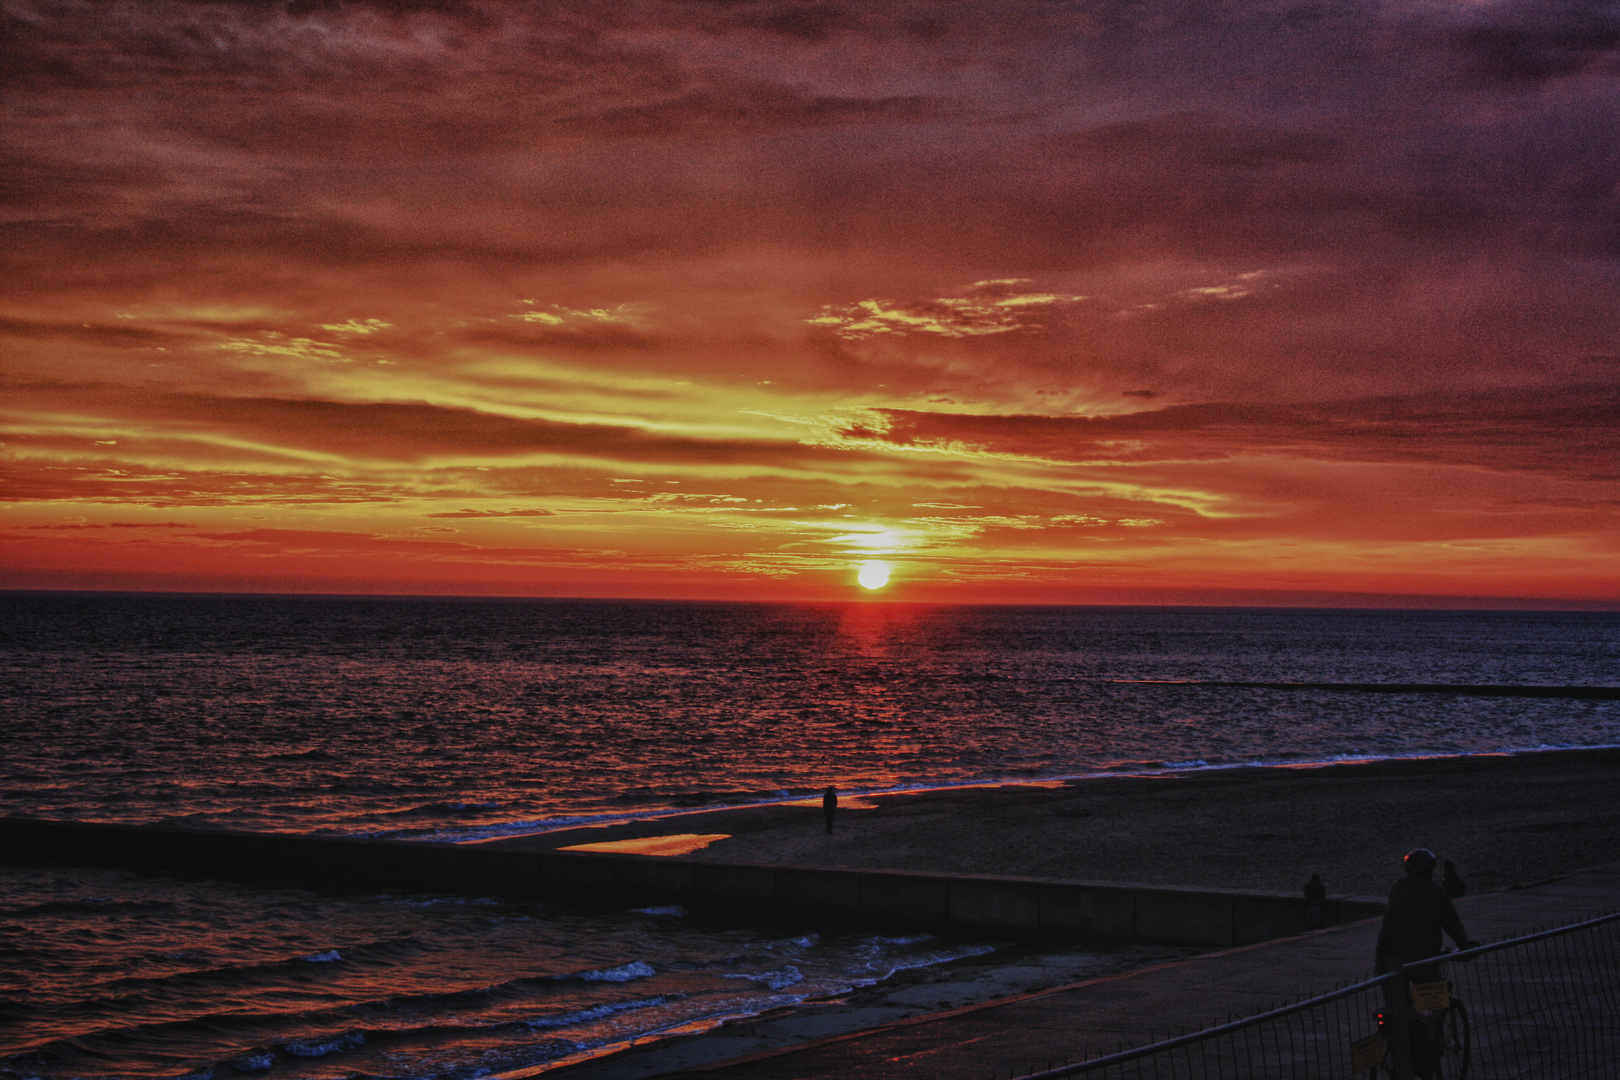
left=0, top=818, right=1380, bottom=949
left=1122, top=680, right=1620, bottom=699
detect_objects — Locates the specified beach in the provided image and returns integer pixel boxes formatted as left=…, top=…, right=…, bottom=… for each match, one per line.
left=487, top=747, right=1620, bottom=899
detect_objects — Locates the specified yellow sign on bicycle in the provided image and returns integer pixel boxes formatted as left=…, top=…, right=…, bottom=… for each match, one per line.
left=1410, top=980, right=1450, bottom=1011
left=1350, top=1033, right=1384, bottom=1071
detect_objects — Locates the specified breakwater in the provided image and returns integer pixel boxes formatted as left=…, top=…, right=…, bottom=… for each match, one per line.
left=1126, top=680, right=1620, bottom=699
left=0, top=818, right=1382, bottom=948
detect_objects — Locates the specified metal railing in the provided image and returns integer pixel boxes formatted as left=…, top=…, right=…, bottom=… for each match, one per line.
left=992, top=910, right=1620, bottom=1079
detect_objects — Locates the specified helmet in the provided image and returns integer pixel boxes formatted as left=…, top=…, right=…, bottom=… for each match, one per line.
left=1404, top=848, right=1438, bottom=876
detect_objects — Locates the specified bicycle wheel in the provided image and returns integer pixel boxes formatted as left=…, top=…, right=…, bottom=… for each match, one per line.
left=1436, top=1001, right=1470, bottom=1080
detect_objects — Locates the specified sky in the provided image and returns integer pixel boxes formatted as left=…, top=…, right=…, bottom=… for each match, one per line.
left=3, top=0, right=1619, bottom=605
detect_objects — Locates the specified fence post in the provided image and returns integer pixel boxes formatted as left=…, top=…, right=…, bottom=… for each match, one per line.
left=1380, top=975, right=1414, bottom=1080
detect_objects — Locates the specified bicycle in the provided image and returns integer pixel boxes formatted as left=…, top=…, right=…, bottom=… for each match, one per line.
left=1370, top=973, right=1471, bottom=1079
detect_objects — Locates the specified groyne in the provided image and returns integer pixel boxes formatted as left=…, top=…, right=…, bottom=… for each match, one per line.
left=1128, top=680, right=1620, bottom=700
left=0, top=818, right=1382, bottom=948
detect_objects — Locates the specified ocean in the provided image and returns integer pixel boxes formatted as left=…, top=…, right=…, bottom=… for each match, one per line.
left=3, top=594, right=1618, bottom=1078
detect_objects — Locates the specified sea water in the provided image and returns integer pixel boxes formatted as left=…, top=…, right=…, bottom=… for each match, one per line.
left=1, top=863, right=995, bottom=1079
left=3, top=594, right=1618, bottom=1077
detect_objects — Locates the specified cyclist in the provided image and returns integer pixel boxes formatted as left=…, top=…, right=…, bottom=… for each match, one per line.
left=1376, top=849, right=1479, bottom=1079
left=1376, top=848, right=1479, bottom=979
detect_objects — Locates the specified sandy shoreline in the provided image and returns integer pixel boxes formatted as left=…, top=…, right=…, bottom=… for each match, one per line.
left=486, top=746, right=1620, bottom=899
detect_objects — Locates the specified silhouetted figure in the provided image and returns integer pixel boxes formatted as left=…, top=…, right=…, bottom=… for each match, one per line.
left=822, top=786, right=837, bottom=834
left=1376, top=849, right=1478, bottom=981
left=1303, top=873, right=1327, bottom=929
left=1441, top=859, right=1466, bottom=899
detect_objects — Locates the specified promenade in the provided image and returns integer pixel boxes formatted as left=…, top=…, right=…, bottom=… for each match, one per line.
left=543, top=862, right=1620, bottom=1080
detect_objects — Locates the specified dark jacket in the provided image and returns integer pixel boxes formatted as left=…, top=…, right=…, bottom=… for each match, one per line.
left=1376, top=875, right=1469, bottom=966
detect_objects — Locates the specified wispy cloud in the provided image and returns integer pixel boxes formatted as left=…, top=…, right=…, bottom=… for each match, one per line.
left=808, top=280, right=1087, bottom=339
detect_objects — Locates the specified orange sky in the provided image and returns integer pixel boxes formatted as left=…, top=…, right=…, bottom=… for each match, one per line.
left=3, top=0, right=1619, bottom=605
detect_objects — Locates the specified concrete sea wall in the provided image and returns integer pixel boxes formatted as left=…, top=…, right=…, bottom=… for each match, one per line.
left=0, top=818, right=1382, bottom=948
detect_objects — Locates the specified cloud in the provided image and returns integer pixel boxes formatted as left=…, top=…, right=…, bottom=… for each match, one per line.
left=0, top=316, right=185, bottom=349
left=218, top=335, right=349, bottom=363
left=22, top=521, right=195, bottom=530
left=509, top=302, right=642, bottom=328
left=0, top=382, right=888, bottom=475
left=191, top=528, right=480, bottom=554
left=423, top=508, right=554, bottom=518
left=9, top=0, right=1620, bottom=371
left=0, top=462, right=409, bottom=507
left=1441, top=2, right=1620, bottom=86
left=320, top=319, right=392, bottom=335
left=843, top=386, right=1620, bottom=478
left=808, top=280, right=1087, bottom=339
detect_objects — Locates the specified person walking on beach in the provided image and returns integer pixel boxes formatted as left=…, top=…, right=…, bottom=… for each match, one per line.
left=1441, top=859, right=1466, bottom=899
left=1302, top=873, right=1327, bottom=929
left=822, top=786, right=838, bottom=834
left=1376, top=849, right=1478, bottom=979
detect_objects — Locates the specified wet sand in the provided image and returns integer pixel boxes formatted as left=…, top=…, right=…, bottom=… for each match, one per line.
left=486, top=747, right=1620, bottom=898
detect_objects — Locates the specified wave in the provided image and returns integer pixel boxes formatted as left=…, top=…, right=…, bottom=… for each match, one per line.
left=30, top=936, right=422, bottom=1013
left=383, top=799, right=504, bottom=820
left=8, top=997, right=657, bottom=1074
left=282, top=1030, right=364, bottom=1058
left=4, top=897, right=177, bottom=917
left=263, top=749, right=339, bottom=762
left=565, top=960, right=656, bottom=983
left=262, top=958, right=667, bottom=1016
left=724, top=965, right=803, bottom=991
left=390, top=895, right=502, bottom=907
left=522, top=995, right=672, bottom=1031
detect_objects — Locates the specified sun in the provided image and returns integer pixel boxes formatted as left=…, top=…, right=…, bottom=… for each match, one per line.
left=857, top=560, right=891, bottom=590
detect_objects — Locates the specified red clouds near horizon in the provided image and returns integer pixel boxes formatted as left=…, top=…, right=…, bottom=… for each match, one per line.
left=3, top=0, right=1618, bottom=605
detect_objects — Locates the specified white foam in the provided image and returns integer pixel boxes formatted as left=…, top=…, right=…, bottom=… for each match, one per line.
left=633, top=905, right=687, bottom=917
left=282, top=1031, right=365, bottom=1058
left=725, top=965, right=804, bottom=990
left=570, top=960, right=656, bottom=982
left=854, top=943, right=998, bottom=987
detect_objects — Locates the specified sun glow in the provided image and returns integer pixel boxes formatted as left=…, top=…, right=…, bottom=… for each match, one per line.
left=858, top=561, right=891, bottom=590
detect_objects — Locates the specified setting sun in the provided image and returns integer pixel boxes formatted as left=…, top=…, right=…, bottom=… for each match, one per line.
left=858, top=561, right=892, bottom=590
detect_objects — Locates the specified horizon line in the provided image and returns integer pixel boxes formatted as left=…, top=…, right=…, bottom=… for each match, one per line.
left=3, top=586, right=1618, bottom=613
